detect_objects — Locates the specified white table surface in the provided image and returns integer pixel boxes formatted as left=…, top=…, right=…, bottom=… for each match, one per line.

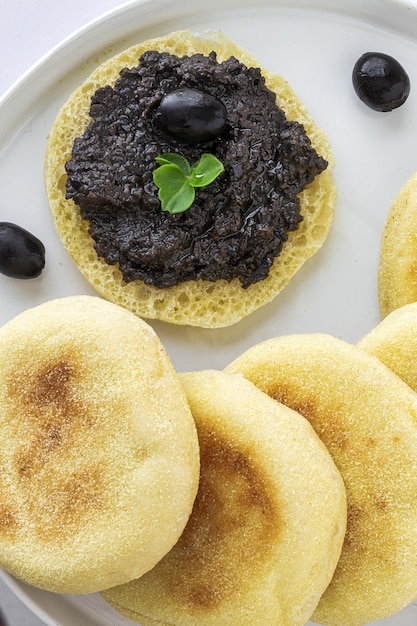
left=0, top=4, right=139, bottom=626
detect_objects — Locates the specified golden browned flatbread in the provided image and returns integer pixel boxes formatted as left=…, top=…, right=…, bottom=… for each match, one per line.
left=0, top=295, right=199, bottom=594
left=358, top=301, right=417, bottom=392
left=44, top=29, right=336, bottom=328
left=379, top=170, right=417, bottom=317
left=102, top=370, right=346, bottom=626
left=226, top=333, right=417, bottom=626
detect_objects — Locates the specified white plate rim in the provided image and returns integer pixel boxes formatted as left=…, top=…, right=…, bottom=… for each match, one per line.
left=1, top=0, right=417, bottom=145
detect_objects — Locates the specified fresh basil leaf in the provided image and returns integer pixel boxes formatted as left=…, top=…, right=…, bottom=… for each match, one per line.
left=155, top=153, right=191, bottom=176
left=153, top=152, right=224, bottom=214
left=153, top=163, right=186, bottom=193
left=188, top=153, right=224, bottom=188
left=162, top=184, right=195, bottom=214
left=153, top=164, right=195, bottom=214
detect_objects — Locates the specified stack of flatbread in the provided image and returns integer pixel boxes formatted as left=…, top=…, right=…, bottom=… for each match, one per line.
left=0, top=295, right=346, bottom=626
left=2, top=295, right=417, bottom=626
left=102, top=368, right=347, bottom=626
left=226, top=331, right=417, bottom=626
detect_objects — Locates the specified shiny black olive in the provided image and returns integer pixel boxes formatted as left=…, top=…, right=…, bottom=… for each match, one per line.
left=0, top=222, right=45, bottom=279
left=352, top=52, right=410, bottom=112
left=155, top=87, right=227, bottom=143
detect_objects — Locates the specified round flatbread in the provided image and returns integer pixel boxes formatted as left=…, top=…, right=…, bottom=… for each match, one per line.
left=226, top=333, right=417, bottom=626
left=102, top=370, right=346, bottom=626
left=0, top=295, right=199, bottom=594
left=358, top=301, right=417, bottom=392
left=44, top=29, right=336, bottom=328
left=379, top=170, right=417, bottom=317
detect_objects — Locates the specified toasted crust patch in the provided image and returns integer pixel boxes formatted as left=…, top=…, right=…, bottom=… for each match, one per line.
left=0, top=296, right=199, bottom=594
left=44, top=29, right=336, bottom=328
left=379, top=171, right=417, bottom=317
left=226, top=333, right=417, bottom=626
left=102, top=370, right=346, bottom=626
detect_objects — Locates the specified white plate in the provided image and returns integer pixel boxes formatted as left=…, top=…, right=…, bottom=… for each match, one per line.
left=1, top=0, right=417, bottom=624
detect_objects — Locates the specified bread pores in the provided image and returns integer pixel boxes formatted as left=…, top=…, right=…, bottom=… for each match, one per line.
left=44, top=29, right=336, bottom=328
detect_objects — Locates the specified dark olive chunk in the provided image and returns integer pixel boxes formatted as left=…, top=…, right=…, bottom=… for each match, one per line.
left=155, top=87, right=227, bottom=143
left=352, top=52, right=410, bottom=112
left=0, top=222, right=45, bottom=279
left=66, top=51, right=328, bottom=289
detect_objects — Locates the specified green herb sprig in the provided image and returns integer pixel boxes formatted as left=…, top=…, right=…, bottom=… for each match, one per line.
left=153, top=153, right=224, bottom=214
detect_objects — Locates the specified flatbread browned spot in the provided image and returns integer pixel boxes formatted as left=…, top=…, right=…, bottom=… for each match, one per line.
left=0, top=499, right=18, bottom=538
left=102, top=370, right=346, bottom=626
left=7, top=356, right=92, bottom=479
left=0, top=295, right=199, bottom=594
left=269, top=384, right=351, bottom=450
left=226, top=333, right=417, bottom=626
left=30, top=463, right=105, bottom=543
left=167, top=426, right=279, bottom=611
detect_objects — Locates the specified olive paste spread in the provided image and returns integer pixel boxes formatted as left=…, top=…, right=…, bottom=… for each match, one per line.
left=65, top=51, right=328, bottom=288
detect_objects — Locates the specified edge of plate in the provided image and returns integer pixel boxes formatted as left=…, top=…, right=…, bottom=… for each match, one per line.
left=1, top=0, right=417, bottom=146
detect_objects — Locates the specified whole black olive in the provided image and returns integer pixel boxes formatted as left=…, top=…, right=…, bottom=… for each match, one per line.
left=0, top=222, right=45, bottom=279
left=352, top=52, right=410, bottom=112
left=155, top=87, right=227, bottom=143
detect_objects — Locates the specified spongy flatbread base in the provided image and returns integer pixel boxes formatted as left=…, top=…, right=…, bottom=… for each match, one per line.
left=44, top=29, right=336, bottom=328
left=379, top=171, right=417, bottom=317
left=226, top=333, right=417, bottom=626
left=102, top=370, right=346, bottom=626
left=0, top=295, right=199, bottom=594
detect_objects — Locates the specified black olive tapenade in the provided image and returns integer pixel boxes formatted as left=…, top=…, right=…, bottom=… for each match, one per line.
left=65, top=51, right=327, bottom=289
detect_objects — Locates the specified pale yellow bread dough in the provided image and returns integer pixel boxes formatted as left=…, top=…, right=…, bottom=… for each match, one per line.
left=379, top=170, right=417, bottom=317
left=102, top=370, right=346, bottom=626
left=359, top=301, right=417, bottom=392
left=0, top=295, right=199, bottom=594
left=44, top=29, right=336, bottom=328
left=226, top=333, right=417, bottom=626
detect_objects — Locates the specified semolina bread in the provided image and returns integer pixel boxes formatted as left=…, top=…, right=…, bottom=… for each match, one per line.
left=0, top=295, right=199, bottom=594
left=44, top=29, right=336, bottom=328
left=379, top=170, right=417, bottom=317
left=358, top=301, right=417, bottom=392
left=102, top=370, right=346, bottom=626
left=226, top=333, right=417, bottom=626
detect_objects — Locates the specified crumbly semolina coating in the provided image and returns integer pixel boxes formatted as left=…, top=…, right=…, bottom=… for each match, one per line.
left=358, top=301, right=417, bottom=393
left=226, top=333, right=417, bottom=626
left=379, top=170, right=417, bottom=317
